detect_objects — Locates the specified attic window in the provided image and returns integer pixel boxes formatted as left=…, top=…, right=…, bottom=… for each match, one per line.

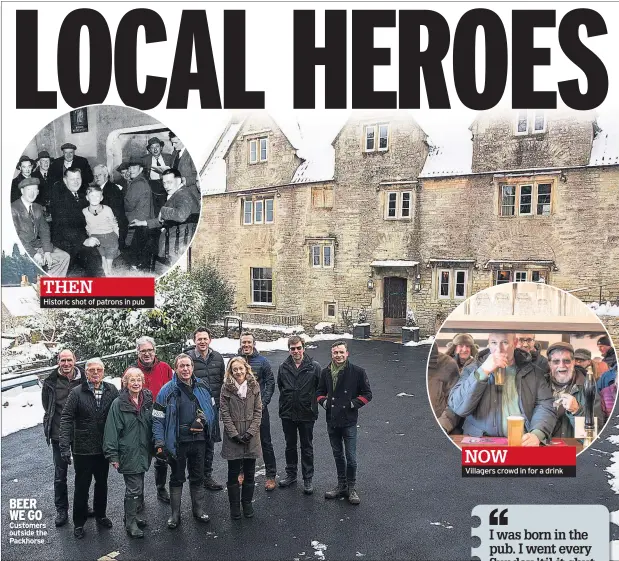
left=514, top=111, right=546, bottom=135
left=364, top=124, right=389, bottom=152
left=249, top=137, right=268, bottom=163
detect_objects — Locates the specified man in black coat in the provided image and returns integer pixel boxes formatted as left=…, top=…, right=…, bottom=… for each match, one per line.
left=49, top=167, right=103, bottom=277
left=93, top=164, right=128, bottom=250
left=277, top=336, right=321, bottom=494
left=48, top=143, right=93, bottom=192
left=317, top=340, right=372, bottom=505
left=59, top=358, right=119, bottom=539
left=11, top=155, right=37, bottom=203
left=598, top=335, right=617, bottom=369
left=32, top=150, right=53, bottom=207
left=186, top=327, right=225, bottom=491
left=42, top=349, right=84, bottom=527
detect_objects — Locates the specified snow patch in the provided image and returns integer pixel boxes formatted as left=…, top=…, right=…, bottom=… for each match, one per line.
left=608, top=435, right=619, bottom=446
left=589, top=302, right=619, bottom=317
left=404, top=336, right=435, bottom=347
left=314, top=322, right=334, bottom=331
left=311, top=541, right=327, bottom=559
left=1, top=387, right=45, bottom=437
left=611, top=510, right=619, bottom=526
left=430, top=521, right=454, bottom=529
left=396, top=392, right=414, bottom=397
left=606, top=452, right=619, bottom=494
left=210, top=333, right=353, bottom=356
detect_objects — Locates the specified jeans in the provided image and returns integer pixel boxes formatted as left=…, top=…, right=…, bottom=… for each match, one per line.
left=260, top=406, right=277, bottom=478
left=73, top=454, right=109, bottom=526
left=327, top=424, right=358, bottom=485
left=227, top=459, right=256, bottom=486
left=123, top=473, right=145, bottom=498
left=51, top=440, right=70, bottom=510
left=169, top=441, right=205, bottom=487
left=281, top=419, right=315, bottom=480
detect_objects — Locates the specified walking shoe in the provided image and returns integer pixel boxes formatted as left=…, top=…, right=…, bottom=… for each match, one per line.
left=278, top=474, right=297, bottom=488
left=348, top=488, right=360, bottom=505
left=55, top=509, right=68, bottom=527
left=204, top=476, right=224, bottom=491
left=157, top=486, right=170, bottom=503
left=96, top=517, right=113, bottom=528
left=303, top=479, right=314, bottom=495
left=265, top=478, right=277, bottom=491
left=324, top=482, right=348, bottom=499
left=73, top=526, right=85, bottom=539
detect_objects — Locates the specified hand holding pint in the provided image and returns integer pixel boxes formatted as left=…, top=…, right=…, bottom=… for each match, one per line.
left=481, top=350, right=508, bottom=384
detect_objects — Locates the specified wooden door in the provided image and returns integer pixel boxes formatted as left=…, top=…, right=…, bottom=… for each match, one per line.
left=383, top=277, right=407, bottom=334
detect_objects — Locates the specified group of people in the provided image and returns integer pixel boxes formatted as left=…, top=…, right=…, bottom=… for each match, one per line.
left=42, top=331, right=372, bottom=540
left=11, top=132, right=200, bottom=277
left=429, top=332, right=617, bottom=443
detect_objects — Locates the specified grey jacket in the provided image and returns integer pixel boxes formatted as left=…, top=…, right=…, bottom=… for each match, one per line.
left=448, top=348, right=556, bottom=441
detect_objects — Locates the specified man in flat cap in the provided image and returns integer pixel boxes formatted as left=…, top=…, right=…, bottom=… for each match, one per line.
left=116, top=162, right=131, bottom=191
left=11, top=155, right=37, bottom=203
left=124, top=160, right=156, bottom=270
left=169, top=132, right=200, bottom=204
left=49, top=167, right=103, bottom=276
left=11, top=177, right=70, bottom=276
left=142, top=137, right=173, bottom=214
left=49, top=143, right=93, bottom=191
left=32, top=151, right=53, bottom=207
left=574, top=348, right=593, bottom=374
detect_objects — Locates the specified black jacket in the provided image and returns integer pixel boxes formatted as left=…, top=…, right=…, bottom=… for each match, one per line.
left=41, top=367, right=83, bottom=445
left=278, top=355, right=322, bottom=422
left=187, top=348, right=225, bottom=402
left=59, top=378, right=119, bottom=456
left=48, top=155, right=93, bottom=192
left=530, top=349, right=550, bottom=375
left=604, top=347, right=617, bottom=369
left=49, top=182, right=89, bottom=255
left=317, top=361, right=372, bottom=428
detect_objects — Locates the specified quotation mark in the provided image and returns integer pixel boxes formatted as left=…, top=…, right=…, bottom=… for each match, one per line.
left=489, top=508, right=509, bottom=526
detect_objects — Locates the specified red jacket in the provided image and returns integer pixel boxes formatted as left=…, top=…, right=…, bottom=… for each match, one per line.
left=132, top=358, right=173, bottom=399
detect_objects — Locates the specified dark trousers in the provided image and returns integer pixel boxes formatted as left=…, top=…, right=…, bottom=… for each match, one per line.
left=169, top=441, right=205, bottom=487
left=327, top=424, right=358, bottom=485
left=73, top=454, right=109, bottom=526
left=281, top=419, right=315, bottom=480
left=123, top=473, right=145, bottom=498
left=66, top=244, right=104, bottom=277
left=227, top=459, right=256, bottom=486
left=154, top=457, right=168, bottom=488
left=51, top=440, right=70, bottom=511
left=204, top=438, right=215, bottom=478
left=260, top=406, right=277, bottom=478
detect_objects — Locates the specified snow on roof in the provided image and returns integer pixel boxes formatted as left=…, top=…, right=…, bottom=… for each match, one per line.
left=419, top=138, right=473, bottom=178
left=371, top=260, right=419, bottom=267
left=200, top=121, right=244, bottom=195
left=291, top=145, right=335, bottom=184
left=589, top=115, right=619, bottom=167
left=1, top=286, right=40, bottom=317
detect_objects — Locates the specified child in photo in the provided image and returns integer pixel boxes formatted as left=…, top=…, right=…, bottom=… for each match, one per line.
left=83, top=185, right=120, bottom=276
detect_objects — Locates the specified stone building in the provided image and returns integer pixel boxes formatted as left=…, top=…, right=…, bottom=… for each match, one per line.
left=191, top=110, right=619, bottom=336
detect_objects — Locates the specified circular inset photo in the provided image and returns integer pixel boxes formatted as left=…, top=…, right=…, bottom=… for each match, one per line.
left=427, top=282, right=617, bottom=454
left=10, top=105, right=201, bottom=277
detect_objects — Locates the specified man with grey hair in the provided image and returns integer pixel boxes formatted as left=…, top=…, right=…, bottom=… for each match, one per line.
left=131, top=336, right=173, bottom=502
left=59, top=358, right=119, bottom=539
left=93, top=164, right=127, bottom=250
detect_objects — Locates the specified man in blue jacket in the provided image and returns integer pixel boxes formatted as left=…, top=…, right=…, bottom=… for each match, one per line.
left=240, top=332, right=277, bottom=490
left=152, top=354, right=215, bottom=529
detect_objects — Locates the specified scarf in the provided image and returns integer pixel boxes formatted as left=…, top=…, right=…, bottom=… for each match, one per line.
left=330, top=361, right=346, bottom=390
left=234, top=379, right=248, bottom=399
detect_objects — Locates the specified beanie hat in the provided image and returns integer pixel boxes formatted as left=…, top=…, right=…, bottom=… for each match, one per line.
left=598, top=335, right=611, bottom=347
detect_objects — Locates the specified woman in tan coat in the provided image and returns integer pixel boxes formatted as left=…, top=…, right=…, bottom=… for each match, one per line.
left=220, top=357, right=262, bottom=520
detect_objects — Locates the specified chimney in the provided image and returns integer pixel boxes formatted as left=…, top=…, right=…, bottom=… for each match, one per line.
left=20, top=274, right=29, bottom=287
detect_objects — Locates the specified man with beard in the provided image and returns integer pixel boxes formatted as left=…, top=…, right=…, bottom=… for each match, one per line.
left=48, top=143, right=93, bottom=190
left=48, top=167, right=103, bottom=277
left=545, top=342, right=604, bottom=438
left=516, top=333, right=550, bottom=374
left=445, top=333, right=477, bottom=374
left=449, top=332, right=556, bottom=445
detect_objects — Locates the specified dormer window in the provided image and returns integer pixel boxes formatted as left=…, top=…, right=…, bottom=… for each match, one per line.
left=515, top=111, right=546, bottom=135
left=249, top=137, right=268, bottom=163
left=364, top=124, right=389, bottom=152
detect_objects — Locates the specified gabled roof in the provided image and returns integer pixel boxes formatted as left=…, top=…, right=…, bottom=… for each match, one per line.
left=589, top=114, right=619, bottom=167
left=419, top=140, right=473, bottom=178
left=1, top=285, right=40, bottom=317
left=200, top=120, right=244, bottom=195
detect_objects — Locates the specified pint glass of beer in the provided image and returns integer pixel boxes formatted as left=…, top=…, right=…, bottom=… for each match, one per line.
left=494, top=367, right=506, bottom=386
left=507, top=415, right=525, bottom=446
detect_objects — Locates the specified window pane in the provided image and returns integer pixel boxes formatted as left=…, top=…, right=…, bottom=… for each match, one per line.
left=249, top=141, right=257, bottom=163
left=401, top=192, right=411, bottom=217
left=517, top=111, right=528, bottom=133
left=387, top=192, right=397, bottom=218
left=365, top=126, right=375, bottom=151
left=495, top=270, right=511, bottom=285
left=311, top=246, right=320, bottom=266
left=265, top=199, right=274, bottom=222
left=244, top=201, right=253, bottom=224
left=501, top=185, right=515, bottom=216
left=532, top=271, right=546, bottom=283
left=455, top=270, right=466, bottom=298
left=327, top=304, right=336, bottom=317
left=255, top=200, right=263, bottom=223
left=251, top=267, right=272, bottom=303
left=379, top=125, right=388, bottom=149
left=537, top=184, right=552, bottom=216
left=534, top=111, right=545, bottom=131
left=515, top=271, right=527, bottom=282
left=324, top=246, right=332, bottom=267
left=260, top=138, right=267, bottom=161
left=439, top=271, right=450, bottom=297
left=519, top=185, right=532, bottom=214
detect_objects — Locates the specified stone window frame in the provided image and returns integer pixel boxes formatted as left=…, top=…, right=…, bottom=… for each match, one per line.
left=312, top=185, right=334, bottom=209
left=493, top=268, right=548, bottom=285
left=384, top=190, right=412, bottom=220
left=250, top=267, right=273, bottom=304
left=431, top=262, right=474, bottom=301
left=324, top=302, right=337, bottom=320
left=498, top=179, right=555, bottom=218
left=364, top=123, right=389, bottom=152
left=309, top=243, right=334, bottom=269
left=241, top=196, right=275, bottom=225
left=249, top=137, right=268, bottom=164
left=514, top=110, right=546, bottom=136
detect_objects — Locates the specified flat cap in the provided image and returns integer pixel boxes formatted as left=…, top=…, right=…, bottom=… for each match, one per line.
left=574, top=348, right=592, bottom=361
left=16, top=155, right=35, bottom=169
left=19, top=177, right=40, bottom=189
left=116, top=161, right=130, bottom=172
left=546, top=342, right=574, bottom=358
left=60, top=143, right=77, bottom=151
left=127, top=158, right=143, bottom=167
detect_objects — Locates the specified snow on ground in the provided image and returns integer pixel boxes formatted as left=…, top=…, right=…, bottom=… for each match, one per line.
left=314, top=322, right=334, bottom=331
left=404, top=336, right=435, bottom=347
left=1, top=387, right=44, bottom=437
left=209, top=333, right=353, bottom=355
left=589, top=302, right=619, bottom=317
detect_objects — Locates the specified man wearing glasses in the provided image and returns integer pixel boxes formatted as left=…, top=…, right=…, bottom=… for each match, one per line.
left=516, top=333, right=549, bottom=374
left=132, top=336, right=173, bottom=502
left=277, top=336, right=322, bottom=494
